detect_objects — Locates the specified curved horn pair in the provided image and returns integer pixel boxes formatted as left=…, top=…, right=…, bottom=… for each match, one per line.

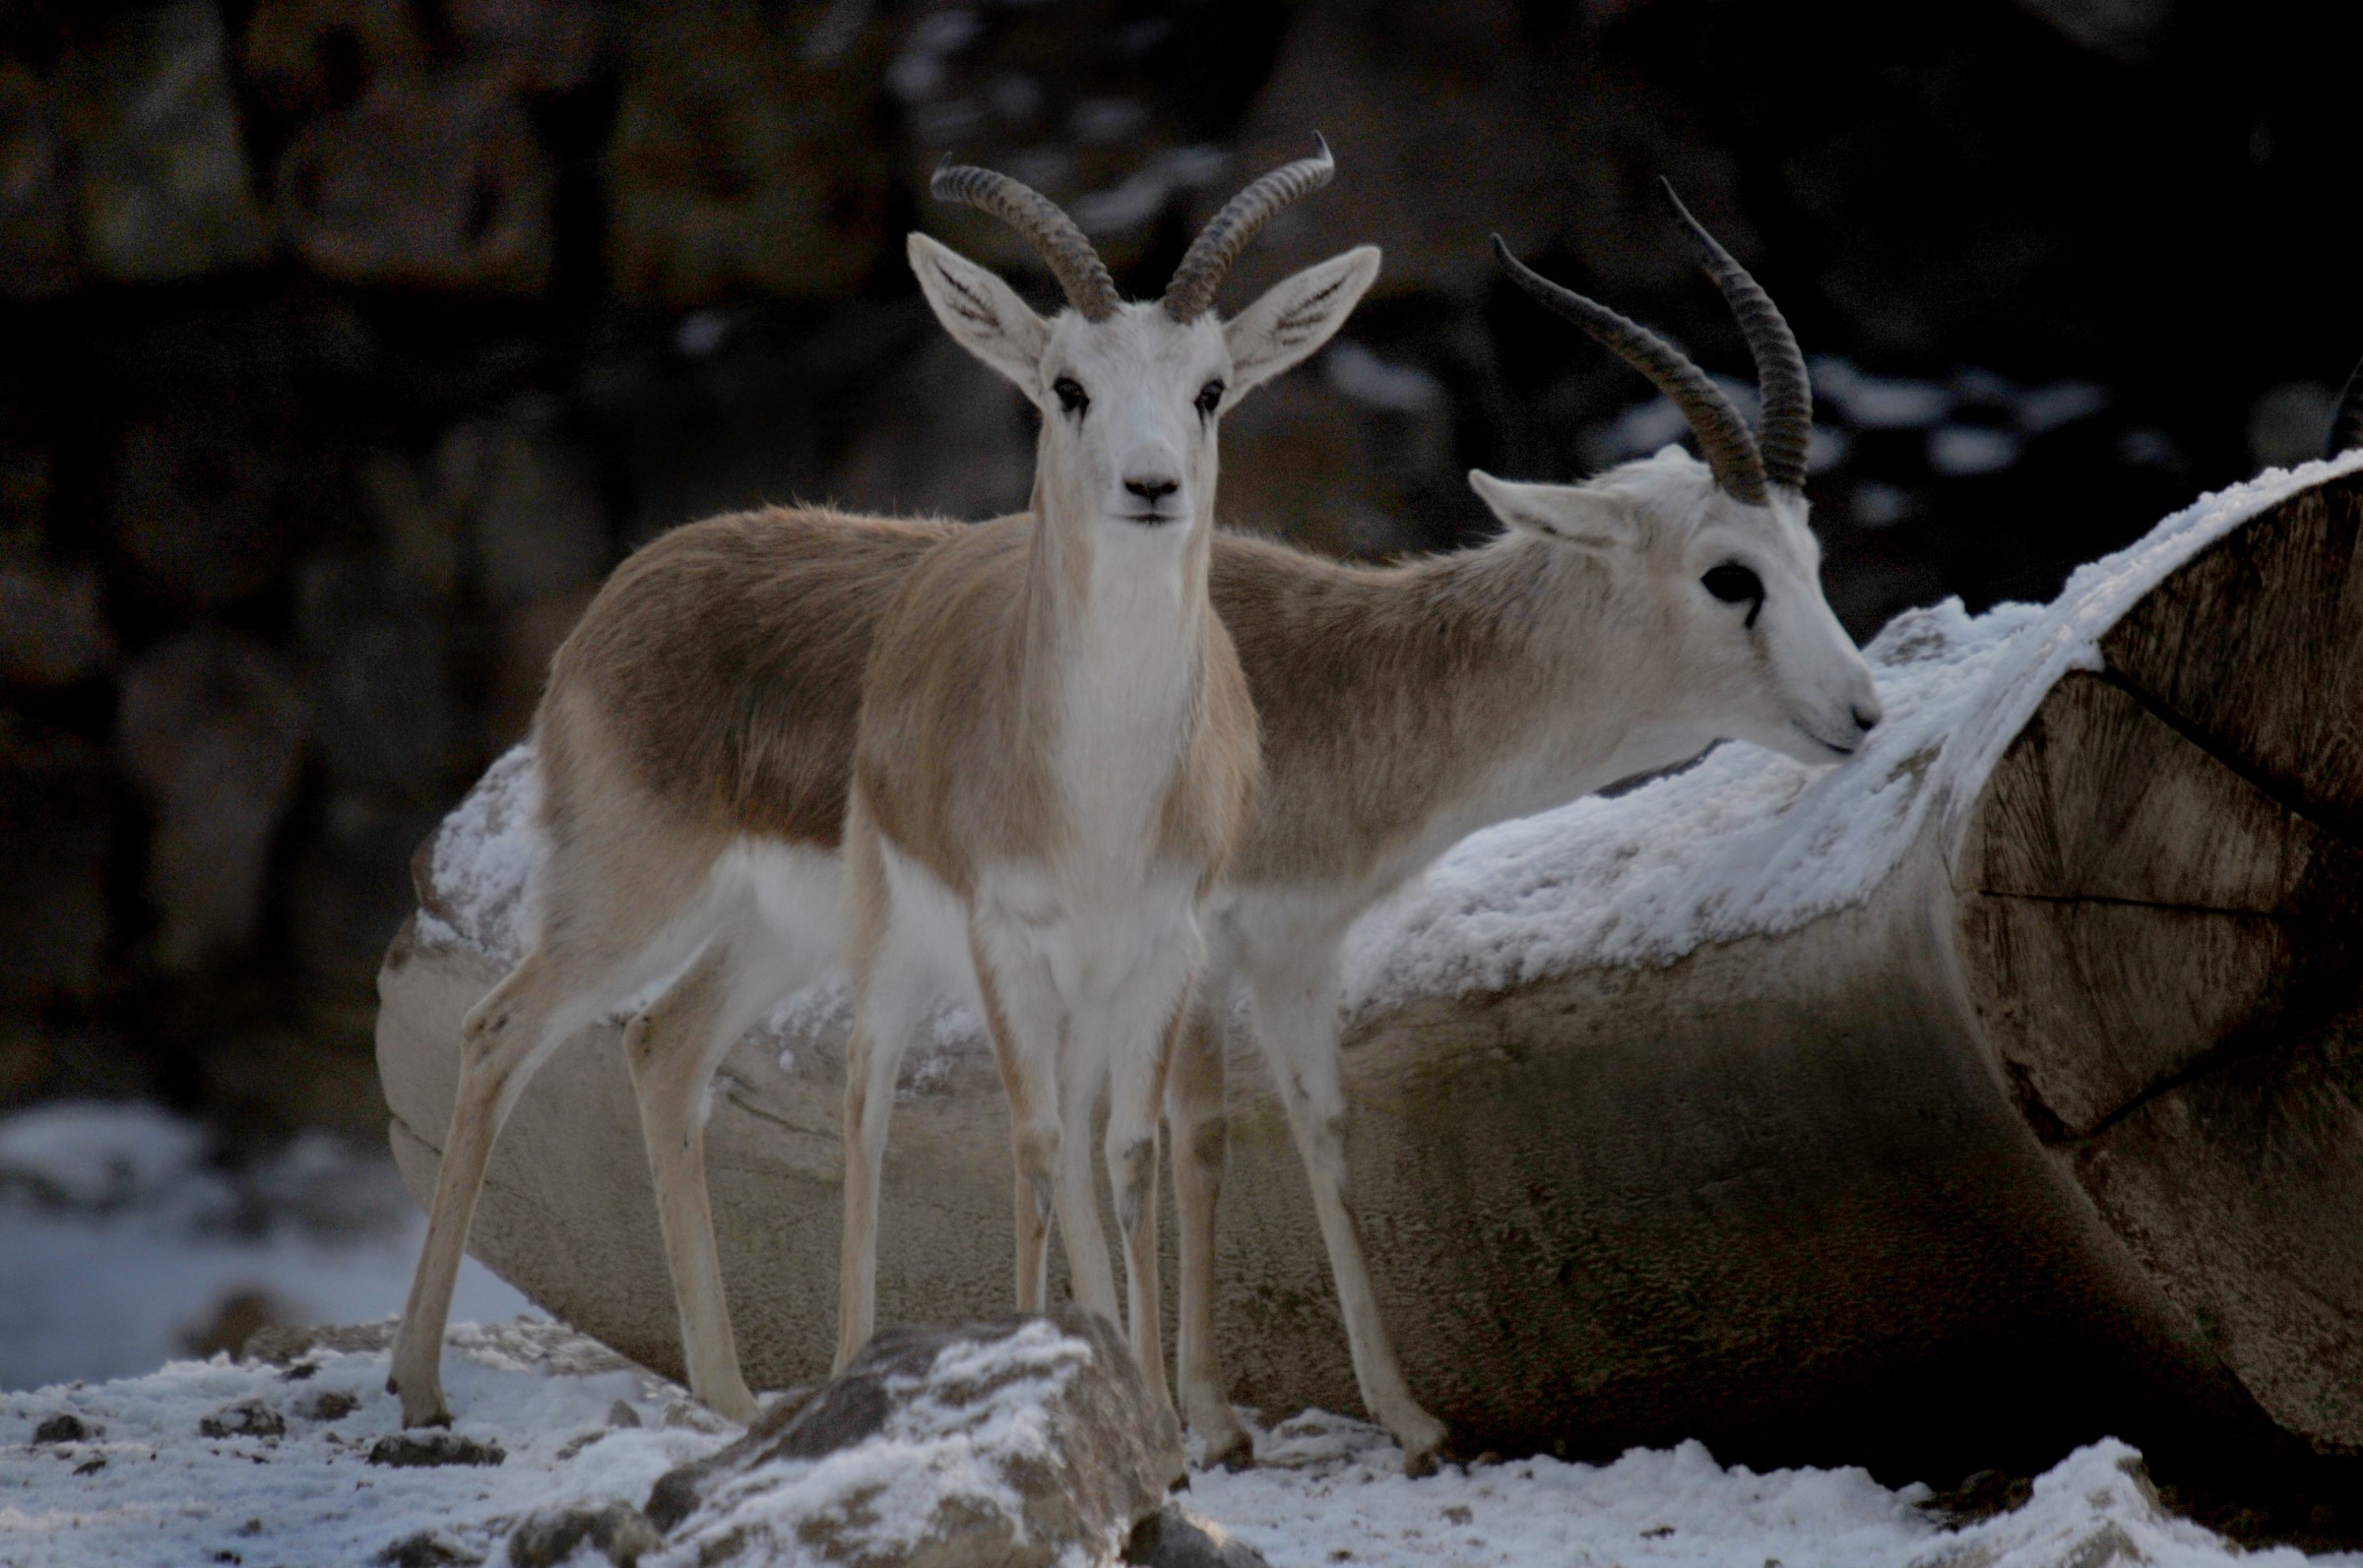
left=1494, top=180, right=1813, bottom=504
left=928, top=139, right=1336, bottom=324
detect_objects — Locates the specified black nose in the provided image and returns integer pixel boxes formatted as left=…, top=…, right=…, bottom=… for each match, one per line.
left=1124, top=476, right=1180, bottom=502
left=1852, top=706, right=1881, bottom=732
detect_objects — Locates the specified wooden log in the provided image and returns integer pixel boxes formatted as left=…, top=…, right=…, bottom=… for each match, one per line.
left=377, top=459, right=2363, bottom=1480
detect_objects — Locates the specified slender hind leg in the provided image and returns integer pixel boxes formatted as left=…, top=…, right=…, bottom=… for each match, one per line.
left=836, top=812, right=943, bottom=1372
left=389, top=947, right=607, bottom=1427
left=1168, top=978, right=1254, bottom=1466
left=1246, top=949, right=1448, bottom=1475
left=623, top=897, right=799, bottom=1424
left=1052, top=1050, right=1122, bottom=1326
left=834, top=960, right=935, bottom=1371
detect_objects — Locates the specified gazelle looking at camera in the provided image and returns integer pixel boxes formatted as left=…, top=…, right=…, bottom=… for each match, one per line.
left=1163, top=182, right=1883, bottom=1472
left=382, top=143, right=1375, bottom=1430
left=837, top=147, right=1374, bottom=1409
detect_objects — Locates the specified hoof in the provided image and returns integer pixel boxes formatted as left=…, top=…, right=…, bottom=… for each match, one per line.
left=1200, top=1429, right=1256, bottom=1473
left=1394, top=1414, right=1450, bottom=1478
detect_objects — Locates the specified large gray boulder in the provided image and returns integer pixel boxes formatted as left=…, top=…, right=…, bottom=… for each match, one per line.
left=379, top=458, right=2363, bottom=1480
left=645, top=1308, right=1182, bottom=1568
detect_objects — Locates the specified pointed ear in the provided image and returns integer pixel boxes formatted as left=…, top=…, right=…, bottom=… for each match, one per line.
left=1223, top=245, right=1381, bottom=400
left=908, top=232, right=1051, bottom=404
left=1468, top=470, right=1635, bottom=554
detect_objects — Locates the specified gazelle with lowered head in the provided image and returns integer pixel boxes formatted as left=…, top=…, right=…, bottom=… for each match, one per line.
left=1163, top=182, right=1884, bottom=1472
left=838, top=147, right=1375, bottom=1409
left=381, top=143, right=1375, bottom=1430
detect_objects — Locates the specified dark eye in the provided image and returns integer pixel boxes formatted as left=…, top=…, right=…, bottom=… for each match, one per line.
left=1195, top=379, right=1225, bottom=417
left=1701, top=563, right=1763, bottom=604
left=1054, top=377, right=1088, bottom=416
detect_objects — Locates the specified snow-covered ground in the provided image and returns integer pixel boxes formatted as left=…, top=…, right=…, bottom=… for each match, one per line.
left=0, top=1325, right=2350, bottom=1568
left=3, top=1104, right=2345, bottom=1566
left=0, top=1100, right=530, bottom=1393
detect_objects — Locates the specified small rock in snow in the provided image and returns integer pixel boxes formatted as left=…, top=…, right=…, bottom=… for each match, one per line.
left=200, top=1399, right=287, bottom=1439
left=375, top=1531, right=484, bottom=1567
left=1124, top=1500, right=1274, bottom=1566
left=299, top=1390, right=358, bottom=1422
left=32, top=1411, right=91, bottom=1443
left=605, top=1398, right=642, bottom=1429
left=368, top=1431, right=506, bottom=1468
left=508, top=1502, right=662, bottom=1567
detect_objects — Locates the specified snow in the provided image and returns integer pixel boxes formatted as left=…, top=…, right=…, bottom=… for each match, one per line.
left=0, top=1101, right=531, bottom=1393
left=0, top=1334, right=2347, bottom=1568
left=408, top=454, right=2363, bottom=1058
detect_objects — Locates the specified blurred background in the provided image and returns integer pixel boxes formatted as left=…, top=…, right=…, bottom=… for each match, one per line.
left=2, top=0, right=2359, bottom=1381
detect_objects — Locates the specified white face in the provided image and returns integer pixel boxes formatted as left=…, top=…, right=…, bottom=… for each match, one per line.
left=1470, top=447, right=1884, bottom=766
left=1032, top=305, right=1231, bottom=532
left=905, top=232, right=1382, bottom=536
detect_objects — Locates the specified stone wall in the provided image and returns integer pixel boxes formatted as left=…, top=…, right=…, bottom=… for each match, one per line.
left=2, top=0, right=2356, bottom=1133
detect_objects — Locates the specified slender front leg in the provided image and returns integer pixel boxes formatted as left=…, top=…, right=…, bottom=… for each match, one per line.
left=388, top=952, right=579, bottom=1427
left=1246, top=949, right=1449, bottom=1475
left=838, top=825, right=936, bottom=1373
left=1105, top=975, right=1188, bottom=1417
left=970, top=922, right=1085, bottom=1315
left=623, top=912, right=792, bottom=1425
left=1167, top=981, right=1253, bottom=1467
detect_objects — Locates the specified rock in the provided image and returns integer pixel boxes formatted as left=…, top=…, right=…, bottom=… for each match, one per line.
left=183, top=1290, right=287, bottom=1361
left=0, top=61, right=77, bottom=299
left=243, top=0, right=594, bottom=113
left=240, top=0, right=424, bottom=117
left=489, top=592, right=595, bottom=748
left=274, top=76, right=554, bottom=295
left=105, top=409, right=289, bottom=612
left=199, top=1399, right=287, bottom=1440
left=117, top=631, right=306, bottom=973
left=2014, top=0, right=2177, bottom=63
left=607, top=0, right=894, bottom=307
left=0, top=728, right=111, bottom=1006
left=1203, top=0, right=1744, bottom=306
left=446, top=399, right=609, bottom=606
left=825, top=335, right=1033, bottom=521
left=882, top=1, right=1234, bottom=287
left=297, top=556, right=455, bottom=802
left=62, top=0, right=269, bottom=282
left=1124, top=1503, right=1273, bottom=1568
left=506, top=1503, right=660, bottom=1568
left=375, top=1530, right=483, bottom=1567
left=0, top=564, right=115, bottom=689
left=32, top=1413, right=89, bottom=1444
left=299, top=1390, right=359, bottom=1422
left=367, top=1431, right=506, bottom=1468
left=646, top=1308, right=1182, bottom=1567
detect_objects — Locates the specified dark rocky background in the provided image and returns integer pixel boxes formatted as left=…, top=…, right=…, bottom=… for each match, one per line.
left=2, top=0, right=2357, bottom=1142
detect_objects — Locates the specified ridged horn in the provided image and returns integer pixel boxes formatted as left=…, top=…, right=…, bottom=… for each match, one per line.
left=2331, top=352, right=2363, bottom=460
left=1492, top=232, right=1768, bottom=504
left=930, top=159, right=1120, bottom=322
left=1660, top=180, right=1813, bottom=494
left=1162, top=136, right=1336, bottom=323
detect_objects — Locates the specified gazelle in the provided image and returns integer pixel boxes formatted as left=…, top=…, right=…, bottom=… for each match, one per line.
left=1170, top=185, right=1882, bottom=1471
left=832, top=148, right=1373, bottom=1406
left=383, top=145, right=1375, bottom=1429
